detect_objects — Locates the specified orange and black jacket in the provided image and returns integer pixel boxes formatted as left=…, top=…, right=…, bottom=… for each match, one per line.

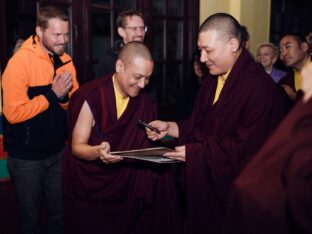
left=2, top=35, right=79, bottom=160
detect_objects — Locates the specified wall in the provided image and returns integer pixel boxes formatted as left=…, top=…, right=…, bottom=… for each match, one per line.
left=199, top=0, right=271, bottom=56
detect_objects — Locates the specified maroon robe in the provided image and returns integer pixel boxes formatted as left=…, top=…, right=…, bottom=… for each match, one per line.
left=279, top=71, right=303, bottom=110
left=178, top=49, right=285, bottom=234
left=62, top=75, right=182, bottom=234
left=224, top=98, right=312, bottom=234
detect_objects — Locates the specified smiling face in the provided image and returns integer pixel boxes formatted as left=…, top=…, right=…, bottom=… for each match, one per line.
left=118, top=15, right=146, bottom=44
left=198, top=30, right=239, bottom=76
left=36, top=18, right=69, bottom=56
left=279, top=35, right=309, bottom=70
left=256, top=45, right=276, bottom=70
left=115, top=56, right=153, bottom=98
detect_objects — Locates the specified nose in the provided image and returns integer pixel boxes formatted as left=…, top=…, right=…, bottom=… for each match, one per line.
left=200, top=50, right=207, bottom=63
left=279, top=49, right=286, bottom=59
left=58, top=34, right=68, bottom=44
left=137, top=78, right=146, bottom=89
left=136, top=28, right=144, bottom=37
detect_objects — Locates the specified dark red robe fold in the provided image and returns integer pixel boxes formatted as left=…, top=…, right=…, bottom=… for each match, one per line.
left=223, top=98, right=312, bottom=234
left=279, top=71, right=304, bottom=110
left=62, top=75, right=182, bottom=234
left=177, top=49, right=285, bottom=234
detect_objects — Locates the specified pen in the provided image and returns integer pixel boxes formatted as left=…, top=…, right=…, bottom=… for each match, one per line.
left=138, top=120, right=161, bottom=134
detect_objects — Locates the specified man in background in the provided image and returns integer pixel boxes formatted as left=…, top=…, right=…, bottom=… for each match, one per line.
left=95, top=9, right=147, bottom=78
left=279, top=34, right=310, bottom=103
left=2, top=5, right=79, bottom=233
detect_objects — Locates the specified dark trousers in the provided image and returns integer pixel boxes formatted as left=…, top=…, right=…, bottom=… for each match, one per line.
left=7, top=149, right=64, bottom=234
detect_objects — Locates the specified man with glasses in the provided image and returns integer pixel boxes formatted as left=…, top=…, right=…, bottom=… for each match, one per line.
left=95, top=9, right=147, bottom=79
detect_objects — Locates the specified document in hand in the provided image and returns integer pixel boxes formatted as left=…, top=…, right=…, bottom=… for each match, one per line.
left=111, top=147, right=180, bottom=163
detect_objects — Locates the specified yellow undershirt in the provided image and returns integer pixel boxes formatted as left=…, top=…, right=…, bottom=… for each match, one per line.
left=112, top=75, right=129, bottom=119
left=294, top=57, right=311, bottom=91
left=213, top=70, right=231, bottom=104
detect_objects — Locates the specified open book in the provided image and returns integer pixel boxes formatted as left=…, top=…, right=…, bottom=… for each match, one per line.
left=111, top=147, right=180, bottom=163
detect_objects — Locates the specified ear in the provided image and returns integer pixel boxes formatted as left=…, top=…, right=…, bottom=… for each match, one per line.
left=229, top=38, right=240, bottom=52
left=116, top=59, right=124, bottom=73
left=36, top=26, right=43, bottom=38
left=117, top=27, right=126, bottom=38
left=301, top=42, right=309, bottom=53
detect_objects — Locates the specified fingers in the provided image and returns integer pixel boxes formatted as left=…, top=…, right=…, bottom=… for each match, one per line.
left=146, top=128, right=161, bottom=141
left=163, top=145, right=186, bottom=162
left=52, top=71, right=73, bottom=98
left=145, top=121, right=168, bottom=141
left=100, top=142, right=110, bottom=152
left=281, top=84, right=296, bottom=101
left=100, top=155, right=123, bottom=164
left=99, top=142, right=123, bottom=164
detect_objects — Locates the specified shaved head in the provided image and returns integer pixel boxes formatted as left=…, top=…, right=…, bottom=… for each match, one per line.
left=199, top=13, right=243, bottom=48
left=115, top=41, right=154, bottom=98
left=118, top=41, right=153, bottom=64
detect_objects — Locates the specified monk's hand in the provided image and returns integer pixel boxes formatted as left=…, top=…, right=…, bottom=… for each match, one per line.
left=301, top=62, right=312, bottom=102
left=163, top=145, right=186, bottom=162
left=281, top=84, right=296, bottom=101
left=99, top=142, right=123, bottom=164
left=146, top=120, right=168, bottom=141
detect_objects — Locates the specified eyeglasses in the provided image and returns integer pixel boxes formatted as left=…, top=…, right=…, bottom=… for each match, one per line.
left=124, top=26, right=147, bottom=33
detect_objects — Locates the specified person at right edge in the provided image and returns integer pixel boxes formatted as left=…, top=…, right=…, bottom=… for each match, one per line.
left=145, top=13, right=285, bottom=234
left=223, top=61, right=312, bottom=234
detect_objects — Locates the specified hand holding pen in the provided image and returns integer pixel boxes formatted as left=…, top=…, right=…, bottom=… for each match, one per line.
left=139, top=120, right=169, bottom=141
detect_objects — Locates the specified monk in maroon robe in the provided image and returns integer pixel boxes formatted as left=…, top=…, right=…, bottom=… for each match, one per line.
left=62, top=42, right=182, bottom=234
left=223, top=62, right=312, bottom=234
left=278, top=34, right=311, bottom=110
left=145, top=13, right=285, bottom=234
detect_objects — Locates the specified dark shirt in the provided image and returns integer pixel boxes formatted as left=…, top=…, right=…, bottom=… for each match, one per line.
left=95, top=40, right=124, bottom=79
left=176, top=73, right=204, bottom=120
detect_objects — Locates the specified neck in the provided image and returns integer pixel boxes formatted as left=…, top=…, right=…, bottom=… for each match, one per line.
left=294, top=56, right=309, bottom=72
left=113, top=74, right=128, bottom=98
left=265, top=66, right=273, bottom=74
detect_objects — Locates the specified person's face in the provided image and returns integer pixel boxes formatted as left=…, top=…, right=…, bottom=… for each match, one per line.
left=115, top=57, right=153, bottom=97
left=36, top=18, right=69, bottom=56
left=256, top=46, right=276, bottom=69
left=198, top=30, right=238, bottom=76
left=119, top=15, right=146, bottom=44
left=279, top=35, right=308, bottom=70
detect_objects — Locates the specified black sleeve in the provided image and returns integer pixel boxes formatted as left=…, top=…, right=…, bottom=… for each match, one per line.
left=43, top=90, right=59, bottom=104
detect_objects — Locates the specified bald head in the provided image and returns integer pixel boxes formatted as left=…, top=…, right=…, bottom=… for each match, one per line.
left=115, top=41, right=154, bottom=98
left=118, top=41, right=153, bottom=64
left=199, top=13, right=243, bottom=48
